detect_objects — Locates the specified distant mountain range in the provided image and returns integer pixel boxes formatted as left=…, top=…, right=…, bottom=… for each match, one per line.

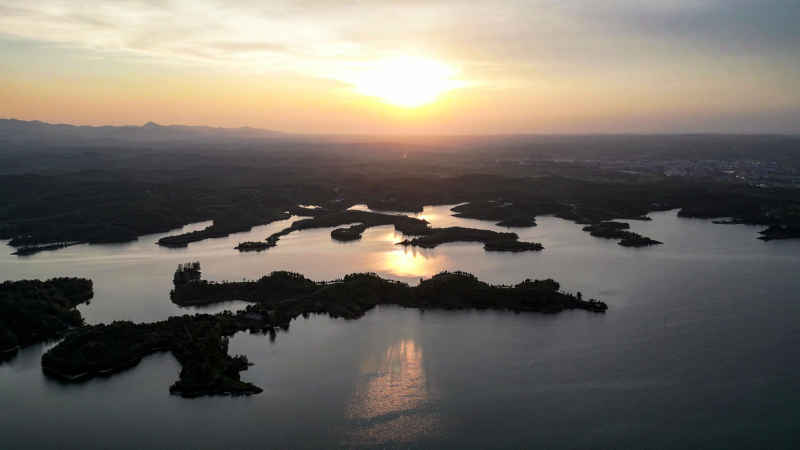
left=0, top=119, right=290, bottom=146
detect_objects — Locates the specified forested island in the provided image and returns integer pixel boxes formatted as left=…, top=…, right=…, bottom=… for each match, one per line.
left=582, top=222, right=662, bottom=247
left=330, top=223, right=368, bottom=241
left=40, top=263, right=606, bottom=396
left=235, top=209, right=543, bottom=252
left=168, top=263, right=605, bottom=313
left=396, top=227, right=543, bottom=252
left=0, top=278, right=93, bottom=359
left=10, top=242, right=79, bottom=256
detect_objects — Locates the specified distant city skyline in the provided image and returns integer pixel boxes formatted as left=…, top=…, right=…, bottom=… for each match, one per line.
left=1, top=0, right=799, bottom=134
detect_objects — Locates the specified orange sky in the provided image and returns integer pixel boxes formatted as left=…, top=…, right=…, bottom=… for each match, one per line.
left=1, top=1, right=799, bottom=134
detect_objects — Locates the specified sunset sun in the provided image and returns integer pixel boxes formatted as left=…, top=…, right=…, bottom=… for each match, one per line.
left=350, top=56, right=463, bottom=108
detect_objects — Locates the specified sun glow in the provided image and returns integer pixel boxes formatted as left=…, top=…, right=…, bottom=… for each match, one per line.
left=381, top=246, right=446, bottom=278
left=350, top=57, right=464, bottom=108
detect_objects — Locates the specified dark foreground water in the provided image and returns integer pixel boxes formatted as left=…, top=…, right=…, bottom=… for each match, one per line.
left=1, top=206, right=799, bottom=449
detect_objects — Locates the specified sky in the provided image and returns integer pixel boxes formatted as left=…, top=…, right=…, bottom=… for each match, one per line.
left=1, top=0, right=799, bottom=134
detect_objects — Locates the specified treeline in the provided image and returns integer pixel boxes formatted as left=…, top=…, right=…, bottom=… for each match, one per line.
left=170, top=266, right=607, bottom=314
left=44, top=267, right=606, bottom=397
left=0, top=278, right=93, bottom=358
left=2, top=138, right=800, bottom=253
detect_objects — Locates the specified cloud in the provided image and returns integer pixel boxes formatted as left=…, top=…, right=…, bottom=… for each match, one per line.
left=0, top=0, right=798, bottom=133
left=1, top=0, right=797, bottom=78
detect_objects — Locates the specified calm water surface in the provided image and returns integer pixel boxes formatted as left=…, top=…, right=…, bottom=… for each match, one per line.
left=1, top=206, right=799, bottom=449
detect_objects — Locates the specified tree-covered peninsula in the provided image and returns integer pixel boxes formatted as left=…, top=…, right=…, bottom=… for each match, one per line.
left=41, top=264, right=606, bottom=397
left=0, top=278, right=93, bottom=359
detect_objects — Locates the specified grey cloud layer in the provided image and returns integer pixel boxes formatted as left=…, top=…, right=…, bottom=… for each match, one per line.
left=1, top=0, right=797, bottom=67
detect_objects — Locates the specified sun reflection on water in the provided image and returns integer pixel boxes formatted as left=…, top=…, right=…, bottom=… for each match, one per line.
left=348, top=203, right=465, bottom=280
left=344, top=340, right=440, bottom=446
left=380, top=246, right=447, bottom=279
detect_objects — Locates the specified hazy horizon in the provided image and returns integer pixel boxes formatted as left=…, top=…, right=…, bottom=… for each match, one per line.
left=2, top=0, right=799, bottom=134
left=4, top=117, right=800, bottom=138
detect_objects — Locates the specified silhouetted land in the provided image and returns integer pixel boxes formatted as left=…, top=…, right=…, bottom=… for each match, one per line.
left=483, top=239, right=545, bottom=251
left=497, top=217, right=538, bottom=227
left=234, top=241, right=273, bottom=252
left=239, top=210, right=427, bottom=250
left=451, top=201, right=537, bottom=227
left=158, top=211, right=290, bottom=247
left=0, top=278, right=93, bottom=359
left=237, top=210, right=543, bottom=252
left=2, top=120, right=799, bottom=253
left=40, top=264, right=605, bottom=396
left=330, top=223, right=368, bottom=241
left=11, top=242, right=78, bottom=256
left=397, top=227, right=543, bottom=252
left=6, top=167, right=796, bottom=253
left=41, top=316, right=262, bottom=396
left=169, top=264, right=599, bottom=312
left=758, top=225, right=800, bottom=241
left=582, top=221, right=662, bottom=247
left=618, top=234, right=663, bottom=247
left=170, top=265, right=317, bottom=307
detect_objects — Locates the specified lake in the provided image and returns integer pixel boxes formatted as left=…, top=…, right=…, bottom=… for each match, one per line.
left=1, top=205, right=799, bottom=449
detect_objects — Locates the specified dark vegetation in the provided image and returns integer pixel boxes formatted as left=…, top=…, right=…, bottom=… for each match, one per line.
left=170, top=263, right=599, bottom=312
left=173, top=261, right=202, bottom=284
left=1, top=120, right=799, bottom=254
left=238, top=209, right=543, bottom=251
left=42, top=263, right=606, bottom=396
left=618, top=234, right=663, bottom=247
left=157, top=211, right=290, bottom=247
left=11, top=242, right=78, bottom=256
left=234, top=241, right=273, bottom=252
left=759, top=225, right=800, bottom=241
left=171, top=263, right=317, bottom=306
left=0, top=278, right=93, bottom=359
left=397, top=227, right=543, bottom=252
left=41, top=317, right=262, bottom=396
left=451, top=201, right=537, bottom=227
left=483, top=239, right=545, bottom=251
left=250, top=210, right=428, bottom=248
left=497, top=217, right=538, bottom=227
left=755, top=206, right=800, bottom=240
left=276, top=209, right=430, bottom=235
left=5, top=165, right=796, bottom=254
left=582, top=221, right=662, bottom=247
left=330, top=223, right=368, bottom=241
